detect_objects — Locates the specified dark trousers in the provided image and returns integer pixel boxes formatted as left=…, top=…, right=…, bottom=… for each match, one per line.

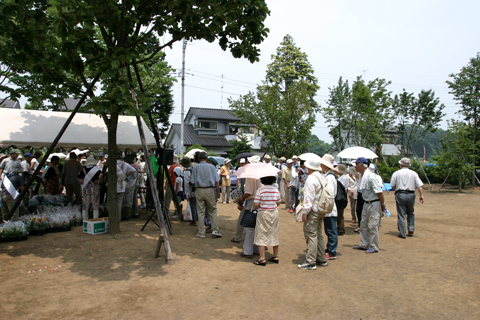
left=100, top=183, right=107, bottom=205
left=324, top=216, right=338, bottom=257
left=33, top=176, right=43, bottom=195
left=337, top=207, right=345, bottom=234
left=356, top=192, right=365, bottom=227
left=189, top=197, right=198, bottom=222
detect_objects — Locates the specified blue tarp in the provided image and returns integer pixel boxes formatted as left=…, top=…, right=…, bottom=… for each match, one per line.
left=382, top=183, right=394, bottom=191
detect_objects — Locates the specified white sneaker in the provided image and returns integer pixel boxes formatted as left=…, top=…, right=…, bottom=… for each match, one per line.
left=298, top=261, right=316, bottom=270
left=196, top=233, right=205, bottom=238
left=222, top=201, right=226, bottom=204
left=212, top=230, right=222, bottom=238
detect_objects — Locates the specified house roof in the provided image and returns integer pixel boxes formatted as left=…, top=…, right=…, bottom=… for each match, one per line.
left=168, top=123, right=232, bottom=147
left=0, top=99, right=20, bottom=109
left=60, top=98, right=93, bottom=112
left=381, top=144, right=401, bottom=156
left=187, top=107, right=240, bottom=121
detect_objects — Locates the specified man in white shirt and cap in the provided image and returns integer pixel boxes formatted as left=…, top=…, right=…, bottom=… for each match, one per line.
left=263, top=154, right=272, bottom=165
left=353, top=157, right=386, bottom=253
left=390, top=157, right=424, bottom=238
left=0, top=149, right=22, bottom=178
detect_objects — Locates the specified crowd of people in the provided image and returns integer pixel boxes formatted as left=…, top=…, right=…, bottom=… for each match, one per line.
left=169, top=151, right=425, bottom=269
left=0, top=149, right=148, bottom=222
left=0, top=147, right=425, bottom=270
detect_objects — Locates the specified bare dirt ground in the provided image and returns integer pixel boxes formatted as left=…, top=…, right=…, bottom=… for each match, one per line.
left=1, top=185, right=480, bottom=320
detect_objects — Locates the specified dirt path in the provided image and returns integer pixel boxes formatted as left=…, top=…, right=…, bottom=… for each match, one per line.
left=1, top=187, right=479, bottom=319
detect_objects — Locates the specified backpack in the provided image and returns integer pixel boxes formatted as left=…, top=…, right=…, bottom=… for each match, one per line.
left=327, top=172, right=348, bottom=210
left=312, top=172, right=335, bottom=214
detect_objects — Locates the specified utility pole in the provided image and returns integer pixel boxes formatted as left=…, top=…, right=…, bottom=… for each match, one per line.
left=220, top=74, right=224, bottom=109
left=180, top=39, right=187, bottom=158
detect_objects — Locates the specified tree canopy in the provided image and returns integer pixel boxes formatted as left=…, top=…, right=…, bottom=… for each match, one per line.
left=322, top=76, right=393, bottom=151
left=447, top=53, right=480, bottom=183
left=392, top=89, right=445, bottom=156
left=0, top=0, right=270, bottom=232
left=229, top=35, right=320, bottom=157
left=322, top=76, right=445, bottom=156
left=304, top=135, right=332, bottom=156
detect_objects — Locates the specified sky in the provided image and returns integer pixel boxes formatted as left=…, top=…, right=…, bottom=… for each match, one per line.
left=162, top=0, right=480, bottom=143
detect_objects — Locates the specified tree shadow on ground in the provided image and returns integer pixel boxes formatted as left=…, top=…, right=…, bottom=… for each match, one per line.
left=0, top=206, right=250, bottom=282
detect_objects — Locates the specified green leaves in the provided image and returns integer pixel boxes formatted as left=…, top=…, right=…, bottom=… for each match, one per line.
left=446, top=53, right=480, bottom=182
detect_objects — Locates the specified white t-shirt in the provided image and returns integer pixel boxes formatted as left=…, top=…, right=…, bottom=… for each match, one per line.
left=175, top=176, right=183, bottom=193
left=31, top=158, right=39, bottom=171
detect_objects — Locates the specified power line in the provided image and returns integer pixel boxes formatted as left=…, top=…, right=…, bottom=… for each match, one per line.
left=185, top=84, right=244, bottom=96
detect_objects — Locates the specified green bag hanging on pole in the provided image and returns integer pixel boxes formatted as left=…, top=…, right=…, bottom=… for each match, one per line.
left=149, top=156, right=159, bottom=177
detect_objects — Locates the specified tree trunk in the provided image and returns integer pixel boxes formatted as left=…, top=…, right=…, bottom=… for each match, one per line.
left=458, top=170, right=462, bottom=193
left=106, top=112, right=120, bottom=233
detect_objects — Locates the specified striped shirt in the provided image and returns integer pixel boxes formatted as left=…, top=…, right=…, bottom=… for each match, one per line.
left=254, top=185, right=280, bottom=210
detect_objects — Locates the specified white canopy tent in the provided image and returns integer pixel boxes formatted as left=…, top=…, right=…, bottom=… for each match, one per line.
left=0, top=108, right=157, bottom=150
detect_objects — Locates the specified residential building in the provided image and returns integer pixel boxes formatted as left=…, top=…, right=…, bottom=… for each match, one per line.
left=164, top=107, right=264, bottom=156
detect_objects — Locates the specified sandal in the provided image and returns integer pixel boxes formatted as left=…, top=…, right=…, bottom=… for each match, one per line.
left=351, top=219, right=356, bottom=223
left=268, top=256, right=279, bottom=264
left=253, top=259, right=266, bottom=266
left=231, top=238, right=241, bottom=243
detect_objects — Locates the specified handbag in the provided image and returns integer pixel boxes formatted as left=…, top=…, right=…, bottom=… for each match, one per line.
left=295, top=204, right=304, bottom=223
left=183, top=201, right=193, bottom=221
left=240, top=208, right=257, bottom=228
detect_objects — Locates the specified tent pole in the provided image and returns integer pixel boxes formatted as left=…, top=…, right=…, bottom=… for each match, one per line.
left=7, top=73, right=101, bottom=218
left=132, top=62, right=181, bottom=218
left=127, top=65, right=174, bottom=264
left=437, top=167, right=453, bottom=193
left=410, top=142, right=433, bottom=190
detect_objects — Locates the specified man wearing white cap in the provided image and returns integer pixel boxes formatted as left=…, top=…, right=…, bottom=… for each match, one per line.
left=390, top=157, right=424, bottom=238
left=219, top=159, right=232, bottom=203
left=263, top=154, right=272, bottom=165
left=353, top=157, right=386, bottom=253
left=0, top=149, right=22, bottom=178
left=292, top=155, right=298, bottom=169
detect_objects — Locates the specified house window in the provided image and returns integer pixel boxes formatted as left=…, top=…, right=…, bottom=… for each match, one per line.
left=229, top=125, right=255, bottom=134
left=196, top=121, right=217, bottom=130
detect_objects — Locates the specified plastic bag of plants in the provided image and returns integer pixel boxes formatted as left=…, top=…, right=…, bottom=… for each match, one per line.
left=0, top=221, right=28, bottom=242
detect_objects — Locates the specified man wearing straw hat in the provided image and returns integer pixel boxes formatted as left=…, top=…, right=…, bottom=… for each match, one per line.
left=298, top=157, right=329, bottom=270
left=390, top=157, right=424, bottom=238
left=320, top=154, right=339, bottom=260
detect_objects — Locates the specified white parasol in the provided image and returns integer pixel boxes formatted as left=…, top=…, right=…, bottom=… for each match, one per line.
left=337, top=146, right=378, bottom=159
left=184, top=148, right=205, bottom=159
left=47, top=153, right=67, bottom=162
left=298, top=153, right=322, bottom=162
